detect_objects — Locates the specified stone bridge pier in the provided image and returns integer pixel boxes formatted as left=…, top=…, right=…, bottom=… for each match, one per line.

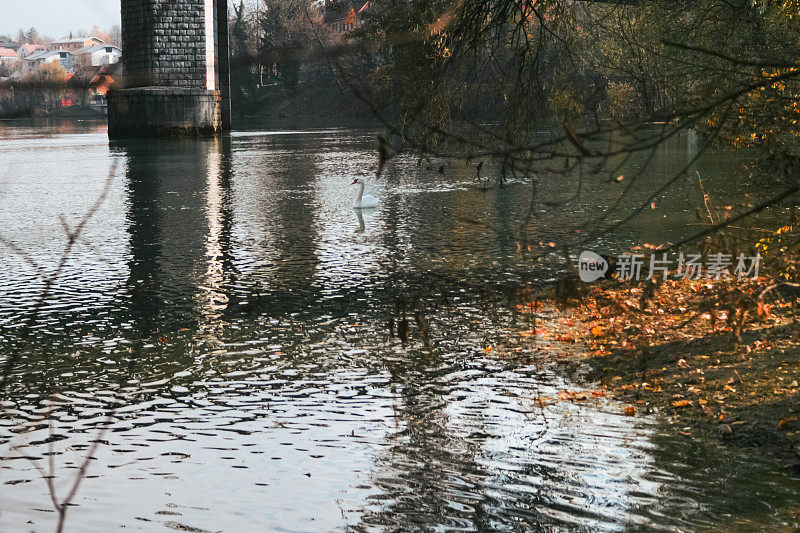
left=108, top=0, right=231, bottom=138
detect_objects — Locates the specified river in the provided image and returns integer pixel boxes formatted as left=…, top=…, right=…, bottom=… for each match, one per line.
left=0, top=119, right=798, bottom=531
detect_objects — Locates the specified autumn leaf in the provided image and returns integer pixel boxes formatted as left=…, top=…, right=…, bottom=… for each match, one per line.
left=557, top=390, right=594, bottom=402
left=515, top=301, right=542, bottom=313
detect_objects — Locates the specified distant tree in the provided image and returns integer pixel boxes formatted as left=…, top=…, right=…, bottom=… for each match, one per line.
left=109, top=25, right=122, bottom=47
left=231, top=0, right=259, bottom=111
left=24, top=62, right=68, bottom=112
left=69, top=31, right=74, bottom=39
left=29, top=62, right=67, bottom=84
left=91, top=25, right=111, bottom=44
left=258, top=0, right=325, bottom=92
left=25, top=27, right=40, bottom=45
left=16, top=29, right=26, bottom=45
left=0, top=62, right=13, bottom=78
left=231, top=1, right=251, bottom=55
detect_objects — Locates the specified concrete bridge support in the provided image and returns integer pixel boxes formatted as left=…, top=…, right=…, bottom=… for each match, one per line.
left=108, top=0, right=231, bottom=138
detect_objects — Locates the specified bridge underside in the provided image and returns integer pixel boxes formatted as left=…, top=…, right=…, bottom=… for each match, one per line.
left=109, top=0, right=231, bottom=138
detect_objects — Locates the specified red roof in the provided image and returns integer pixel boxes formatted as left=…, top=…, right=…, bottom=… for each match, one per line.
left=19, top=44, right=45, bottom=54
left=89, top=73, right=115, bottom=95
left=0, top=48, right=18, bottom=58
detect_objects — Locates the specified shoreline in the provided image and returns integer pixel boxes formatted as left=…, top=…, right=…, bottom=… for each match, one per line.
left=545, top=277, right=800, bottom=471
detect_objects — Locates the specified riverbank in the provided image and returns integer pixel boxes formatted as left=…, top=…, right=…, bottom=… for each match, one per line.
left=549, top=277, right=800, bottom=470
left=236, top=76, right=375, bottom=123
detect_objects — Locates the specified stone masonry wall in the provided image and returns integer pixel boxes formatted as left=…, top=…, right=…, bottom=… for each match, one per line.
left=121, top=0, right=208, bottom=88
left=108, top=88, right=219, bottom=137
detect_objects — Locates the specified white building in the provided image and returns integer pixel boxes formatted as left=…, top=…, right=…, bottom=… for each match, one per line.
left=73, top=44, right=121, bottom=68
left=23, top=50, right=72, bottom=73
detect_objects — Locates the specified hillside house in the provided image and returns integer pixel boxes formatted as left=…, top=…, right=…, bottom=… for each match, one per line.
left=324, top=0, right=370, bottom=34
left=17, top=44, right=45, bottom=60
left=73, top=44, right=121, bottom=69
left=0, top=48, right=19, bottom=65
left=23, top=50, right=73, bottom=73
left=51, top=37, right=104, bottom=52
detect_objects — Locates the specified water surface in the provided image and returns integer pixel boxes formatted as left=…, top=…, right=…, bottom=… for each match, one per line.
left=0, top=121, right=798, bottom=532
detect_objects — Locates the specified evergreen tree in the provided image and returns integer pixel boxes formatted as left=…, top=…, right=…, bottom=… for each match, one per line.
left=25, top=27, right=39, bottom=45
left=230, top=1, right=254, bottom=111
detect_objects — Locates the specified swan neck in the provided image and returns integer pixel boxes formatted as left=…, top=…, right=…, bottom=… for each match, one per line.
left=356, top=182, right=365, bottom=202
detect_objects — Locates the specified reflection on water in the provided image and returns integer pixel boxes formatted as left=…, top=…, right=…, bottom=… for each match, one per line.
left=0, top=122, right=798, bottom=531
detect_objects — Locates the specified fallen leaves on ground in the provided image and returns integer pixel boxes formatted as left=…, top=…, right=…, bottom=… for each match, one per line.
left=567, top=275, right=800, bottom=464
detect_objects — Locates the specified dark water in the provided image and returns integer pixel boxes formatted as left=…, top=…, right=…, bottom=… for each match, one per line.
left=0, top=120, right=798, bottom=532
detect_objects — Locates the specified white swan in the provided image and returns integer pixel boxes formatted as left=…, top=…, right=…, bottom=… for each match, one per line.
left=352, top=178, right=379, bottom=209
